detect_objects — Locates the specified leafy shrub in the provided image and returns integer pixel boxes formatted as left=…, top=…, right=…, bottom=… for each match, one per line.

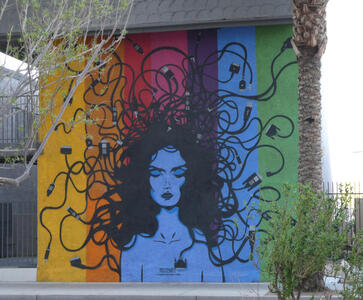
left=339, top=228, right=363, bottom=300
left=259, top=184, right=350, bottom=300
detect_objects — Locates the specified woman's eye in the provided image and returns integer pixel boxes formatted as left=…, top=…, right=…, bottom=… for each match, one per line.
left=149, top=170, right=162, bottom=177
left=173, top=169, right=186, bottom=178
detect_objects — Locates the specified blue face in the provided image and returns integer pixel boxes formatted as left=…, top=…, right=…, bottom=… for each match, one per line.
left=149, top=146, right=187, bottom=207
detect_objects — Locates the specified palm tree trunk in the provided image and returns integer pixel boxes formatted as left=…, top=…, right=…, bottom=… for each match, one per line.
left=292, top=0, right=328, bottom=191
left=297, top=54, right=322, bottom=193
left=291, top=0, right=329, bottom=291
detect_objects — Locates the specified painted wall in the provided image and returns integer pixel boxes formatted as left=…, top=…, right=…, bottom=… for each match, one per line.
left=37, top=25, right=298, bottom=282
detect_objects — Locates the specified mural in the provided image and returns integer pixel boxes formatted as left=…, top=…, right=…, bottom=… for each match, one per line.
left=38, top=26, right=298, bottom=282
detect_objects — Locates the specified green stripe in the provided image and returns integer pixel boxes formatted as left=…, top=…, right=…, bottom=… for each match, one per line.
left=256, top=25, right=299, bottom=281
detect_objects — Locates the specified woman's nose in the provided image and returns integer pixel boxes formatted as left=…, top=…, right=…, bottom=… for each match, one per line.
left=163, top=174, right=172, bottom=187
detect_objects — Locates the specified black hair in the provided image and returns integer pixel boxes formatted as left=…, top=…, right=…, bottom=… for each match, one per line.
left=91, top=123, right=221, bottom=252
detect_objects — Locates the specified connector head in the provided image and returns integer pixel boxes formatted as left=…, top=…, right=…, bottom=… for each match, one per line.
left=161, top=66, right=174, bottom=80
left=44, top=248, right=50, bottom=263
left=47, top=182, right=55, bottom=197
left=239, top=80, right=246, bottom=91
left=174, top=258, right=187, bottom=269
left=262, top=212, right=272, bottom=221
left=185, top=99, right=190, bottom=111
left=91, top=79, right=99, bottom=88
left=63, top=96, right=73, bottom=106
left=99, top=140, right=110, bottom=156
left=112, top=106, right=117, bottom=125
left=70, top=256, right=82, bottom=267
left=60, top=146, right=72, bottom=155
left=133, top=42, right=144, bottom=55
left=243, top=172, right=262, bottom=191
left=236, top=155, right=242, bottom=166
left=281, top=37, right=292, bottom=51
left=266, top=124, right=279, bottom=139
left=229, top=62, right=240, bottom=74
left=66, top=206, right=80, bottom=220
left=86, top=138, right=93, bottom=148
left=243, top=102, right=253, bottom=122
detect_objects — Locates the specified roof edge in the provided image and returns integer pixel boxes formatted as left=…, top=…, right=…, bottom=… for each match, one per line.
left=0, top=16, right=292, bottom=41
left=124, top=17, right=292, bottom=34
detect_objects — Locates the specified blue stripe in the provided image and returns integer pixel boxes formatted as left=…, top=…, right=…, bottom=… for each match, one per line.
left=217, top=26, right=260, bottom=282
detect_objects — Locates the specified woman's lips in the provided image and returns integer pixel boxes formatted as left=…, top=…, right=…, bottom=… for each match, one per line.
left=162, top=192, right=173, bottom=200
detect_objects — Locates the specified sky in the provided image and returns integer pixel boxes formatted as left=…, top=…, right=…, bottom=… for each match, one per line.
left=322, top=0, right=363, bottom=183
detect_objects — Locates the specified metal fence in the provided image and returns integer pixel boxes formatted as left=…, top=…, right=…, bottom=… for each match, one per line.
left=0, top=165, right=37, bottom=267
left=0, top=201, right=37, bottom=267
left=0, top=95, right=38, bottom=268
left=323, top=182, right=363, bottom=236
left=0, top=96, right=35, bottom=148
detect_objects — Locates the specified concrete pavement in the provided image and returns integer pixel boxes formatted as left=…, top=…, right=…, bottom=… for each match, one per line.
left=0, top=281, right=341, bottom=300
left=0, top=269, right=342, bottom=299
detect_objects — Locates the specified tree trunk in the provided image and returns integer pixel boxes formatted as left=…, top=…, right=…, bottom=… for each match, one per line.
left=298, top=54, right=322, bottom=193
left=292, top=0, right=328, bottom=193
left=291, top=0, right=328, bottom=291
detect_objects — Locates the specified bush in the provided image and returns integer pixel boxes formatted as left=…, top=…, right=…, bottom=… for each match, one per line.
left=259, top=184, right=350, bottom=300
left=339, top=228, right=363, bottom=300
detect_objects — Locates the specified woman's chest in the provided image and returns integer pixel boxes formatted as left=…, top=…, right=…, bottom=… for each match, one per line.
left=121, top=234, right=210, bottom=282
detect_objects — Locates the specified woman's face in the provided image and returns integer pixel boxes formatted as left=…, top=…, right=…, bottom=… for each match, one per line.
left=149, top=146, right=187, bottom=207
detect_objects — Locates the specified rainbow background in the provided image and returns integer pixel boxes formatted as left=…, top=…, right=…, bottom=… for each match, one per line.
left=37, top=25, right=298, bottom=282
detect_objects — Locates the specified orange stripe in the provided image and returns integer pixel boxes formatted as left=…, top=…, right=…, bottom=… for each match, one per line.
left=85, top=38, right=125, bottom=282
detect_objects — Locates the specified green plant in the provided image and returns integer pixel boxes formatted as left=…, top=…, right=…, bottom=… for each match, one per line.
left=339, top=228, right=363, bottom=300
left=259, top=184, right=351, bottom=300
left=4, top=155, right=24, bottom=164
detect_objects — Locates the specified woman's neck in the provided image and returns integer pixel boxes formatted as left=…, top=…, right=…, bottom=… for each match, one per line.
left=155, top=206, right=190, bottom=236
left=154, top=206, right=193, bottom=258
left=156, top=206, right=179, bottom=226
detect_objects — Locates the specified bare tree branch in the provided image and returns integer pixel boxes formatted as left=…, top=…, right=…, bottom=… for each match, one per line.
left=0, top=0, right=9, bottom=21
left=0, top=0, right=134, bottom=187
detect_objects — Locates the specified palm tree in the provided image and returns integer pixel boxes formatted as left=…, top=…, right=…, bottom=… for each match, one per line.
left=291, top=0, right=328, bottom=193
left=291, top=0, right=329, bottom=290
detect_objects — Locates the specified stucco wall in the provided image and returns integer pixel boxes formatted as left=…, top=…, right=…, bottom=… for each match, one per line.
left=37, top=25, right=298, bottom=282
